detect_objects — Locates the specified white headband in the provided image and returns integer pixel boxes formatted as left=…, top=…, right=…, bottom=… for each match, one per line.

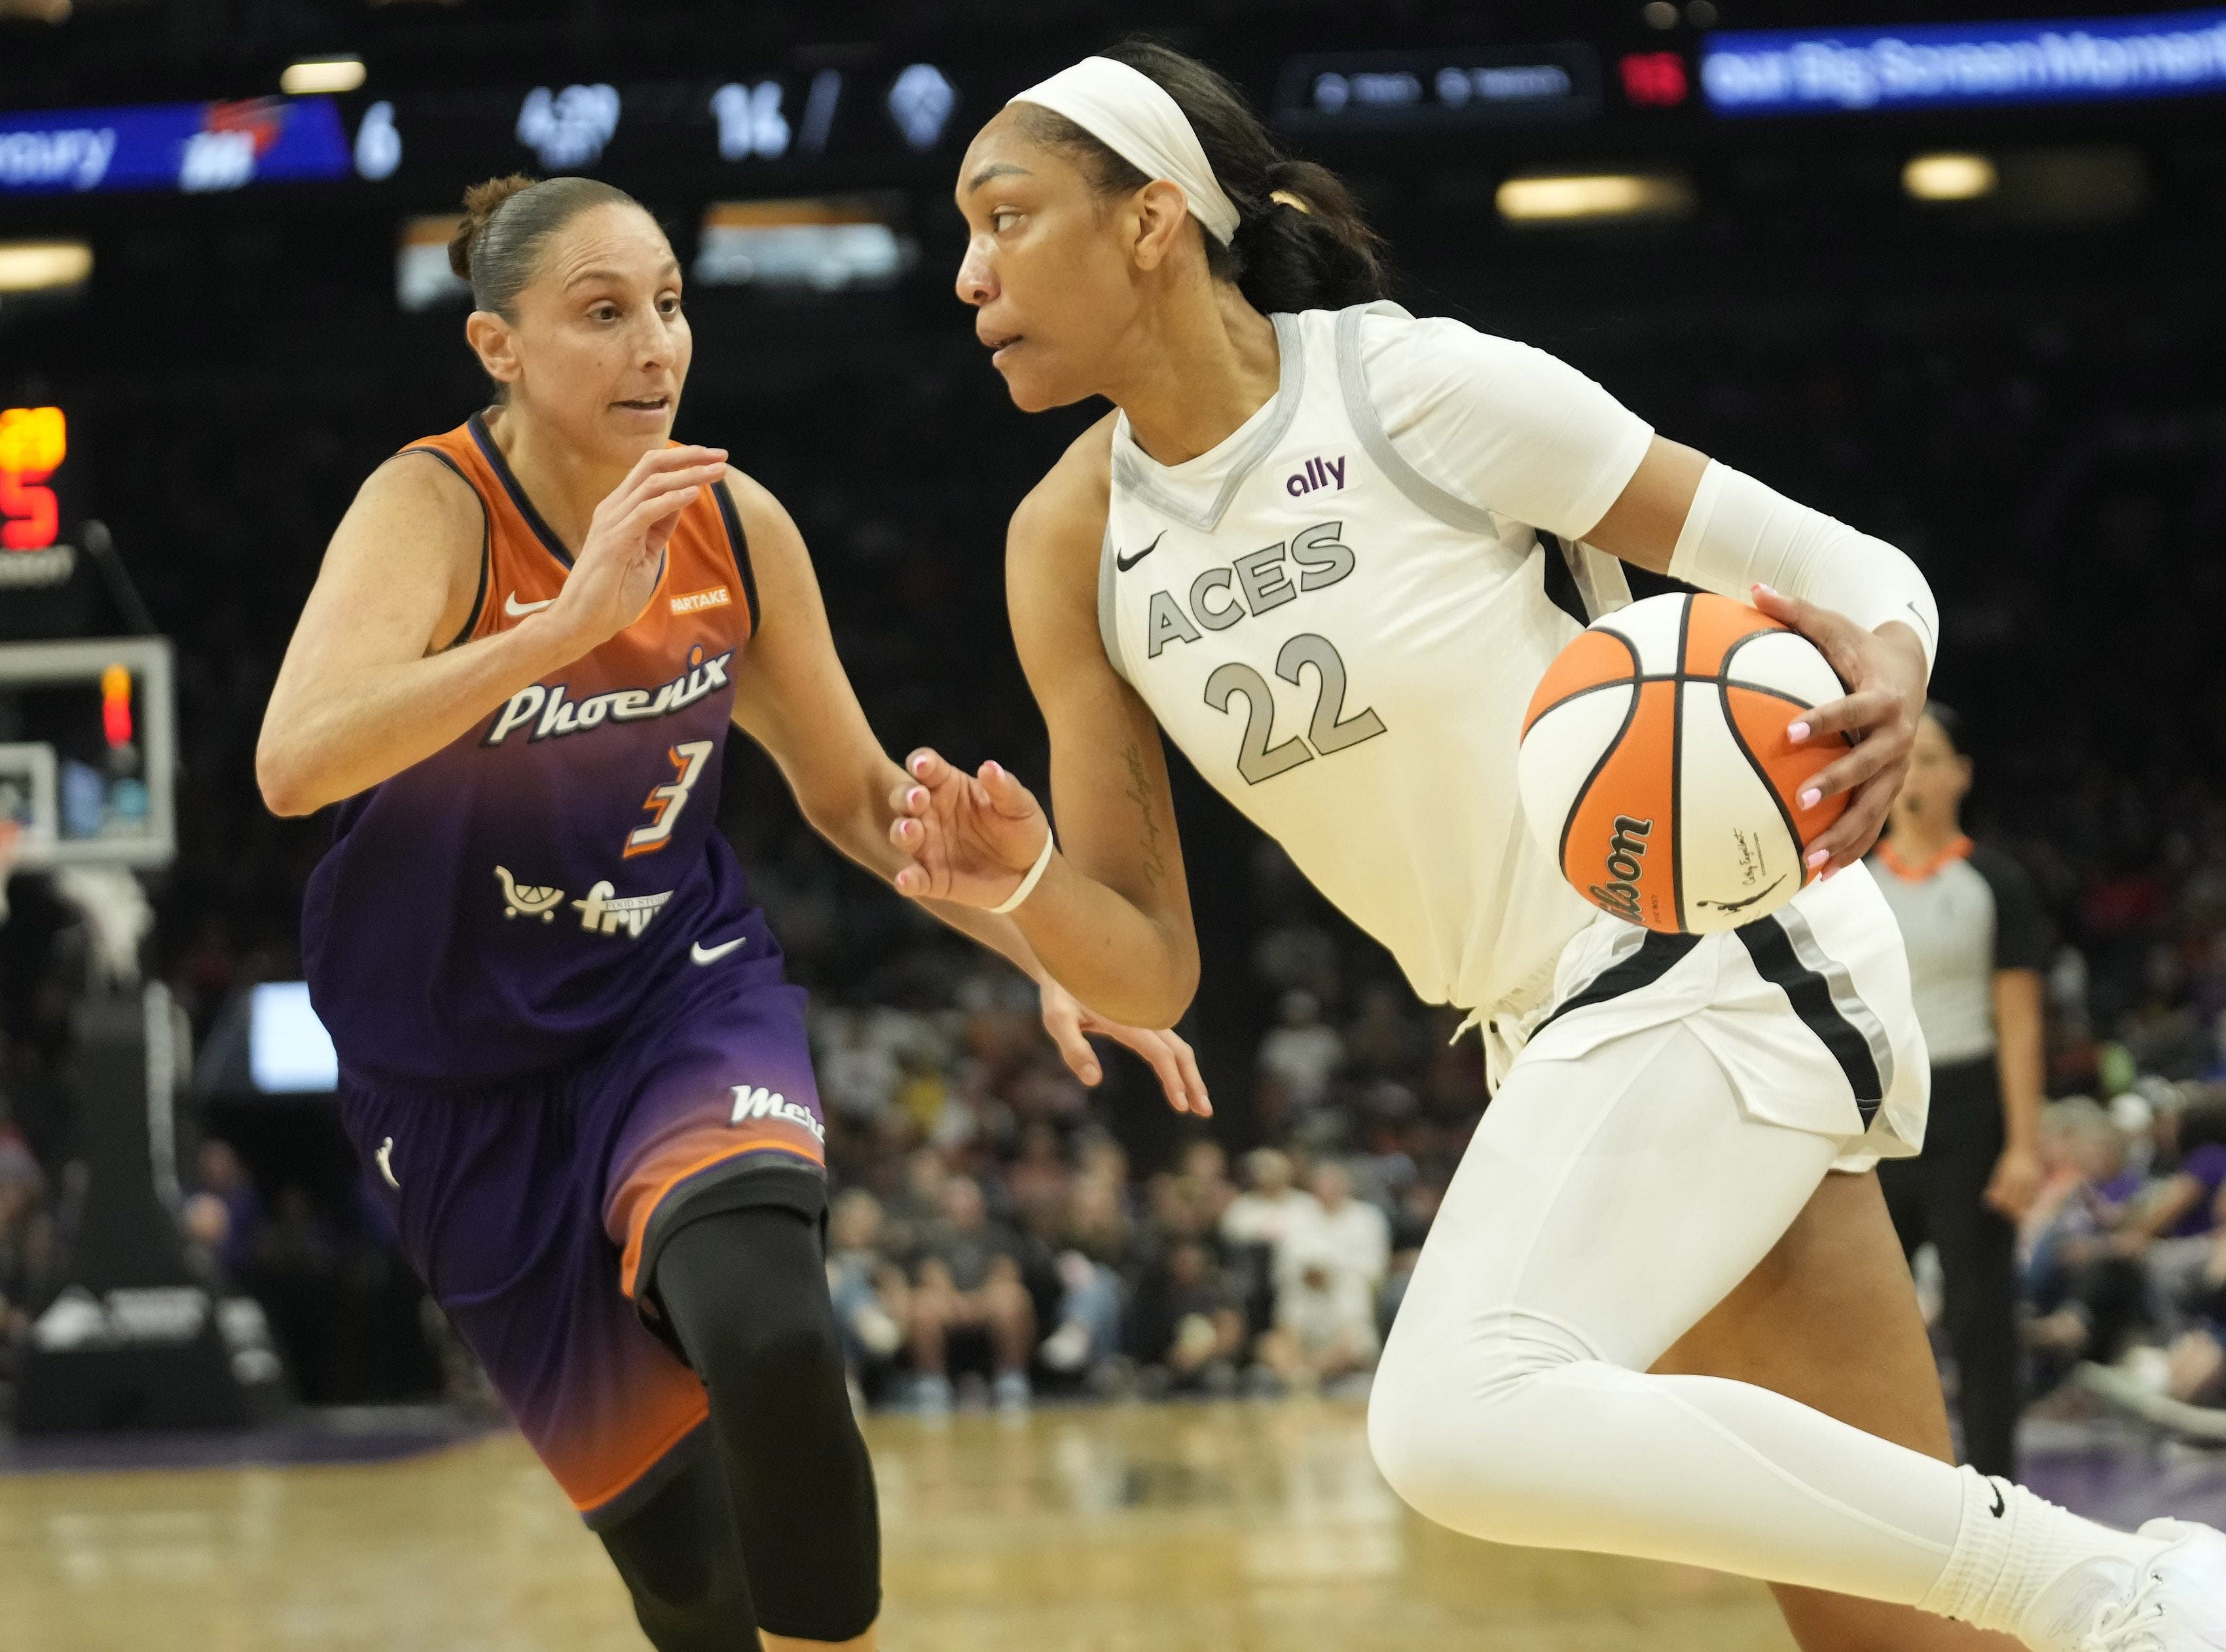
left=1008, top=56, right=1241, bottom=247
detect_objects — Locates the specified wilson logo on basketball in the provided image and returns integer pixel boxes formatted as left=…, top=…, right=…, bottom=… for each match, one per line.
left=1518, top=591, right=1852, bottom=935
left=1587, top=816, right=1652, bottom=923
left=669, top=585, right=731, bottom=615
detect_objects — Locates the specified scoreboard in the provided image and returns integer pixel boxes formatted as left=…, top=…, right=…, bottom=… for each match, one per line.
left=2, top=9, right=2223, bottom=204
left=0, top=62, right=969, bottom=199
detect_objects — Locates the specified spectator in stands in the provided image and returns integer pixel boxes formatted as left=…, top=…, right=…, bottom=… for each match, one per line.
left=1221, top=1148, right=1315, bottom=1338
left=907, top=1173, right=1035, bottom=1414
left=1256, top=1239, right=1380, bottom=1395
left=1275, top=1160, right=1390, bottom=1312
left=1038, top=1167, right=1133, bottom=1387
left=826, top=1188, right=908, bottom=1403
left=2155, top=1233, right=2226, bottom=1408
left=2133, top=1099, right=2226, bottom=1338
left=1220, top=1148, right=1313, bottom=1254
left=181, top=1138, right=262, bottom=1285
left=1173, top=1139, right=1236, bottom=1232
left=1127, top=1238, right=1245, bottom=1396
left=2024, top=1097, right=2148, bottom=1387
left=1257, top=990, right=1343, bottom=1111
left=881, top=1143, right=951, bottom=1260
left=1005, top=1120, right=1073, bottom=1237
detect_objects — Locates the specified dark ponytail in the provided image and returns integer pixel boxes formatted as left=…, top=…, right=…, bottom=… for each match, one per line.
left=448, top=172, right=644, bottom=320
left=1014, top=39, right=1389, bottom=315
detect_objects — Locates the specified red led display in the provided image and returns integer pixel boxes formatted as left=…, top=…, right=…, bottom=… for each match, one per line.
left=1620, top=51, right=1690, bottom=108
left=0, top=406, right=67, bottom=552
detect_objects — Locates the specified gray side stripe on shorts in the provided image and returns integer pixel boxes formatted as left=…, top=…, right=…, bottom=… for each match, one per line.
left=1768, top=902, right=1898, bottom=1102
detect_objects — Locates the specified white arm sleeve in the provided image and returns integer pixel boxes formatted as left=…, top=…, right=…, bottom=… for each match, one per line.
left=1668, top=460, right=1939, bottom=673
left=1362, top=313, right=1654, bottom=542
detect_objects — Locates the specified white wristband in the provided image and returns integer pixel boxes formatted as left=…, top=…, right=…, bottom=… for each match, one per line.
left=989, top=828, right=1056, bottom=915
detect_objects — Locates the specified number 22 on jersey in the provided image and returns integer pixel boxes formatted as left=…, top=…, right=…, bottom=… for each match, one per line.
left=625, top=739, right=714, bottom=856
left=1207, top=633, right=1387, bottom=785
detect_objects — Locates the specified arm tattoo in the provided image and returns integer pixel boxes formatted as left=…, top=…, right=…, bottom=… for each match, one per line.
left=1120, top=740, right=1166, bottom=889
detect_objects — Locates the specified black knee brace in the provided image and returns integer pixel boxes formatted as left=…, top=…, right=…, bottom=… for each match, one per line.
left=650, top=1202, right=882, bottom=1643
left=600, top=1446, right=757, bottom=1652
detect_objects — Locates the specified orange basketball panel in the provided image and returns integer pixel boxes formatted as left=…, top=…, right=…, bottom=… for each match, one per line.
left=1523, top=626, right=1640, bottom=736
left=1721, top=684, right=1850, bottom=867
left=1561, top=678, right=1681, bottom=932
left=1680, top=592, right=1787, bottom=678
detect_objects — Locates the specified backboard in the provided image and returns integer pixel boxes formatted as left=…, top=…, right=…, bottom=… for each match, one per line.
left=0, top=636, right=176, bottom=871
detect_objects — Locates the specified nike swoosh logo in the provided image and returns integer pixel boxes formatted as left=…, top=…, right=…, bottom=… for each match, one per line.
left=1114, top=531, right=1165, bottom=573
left=376, top=1137, right=401, bottom=1192
left=505, top=593, right=556, bottom=617
left=1988, top=1483, right=2006, bottom=1518
left=691, top=936, right=746, bottom=966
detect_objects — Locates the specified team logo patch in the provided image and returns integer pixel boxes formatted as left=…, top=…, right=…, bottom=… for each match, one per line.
left=570, top=881, right=672, bottom=938
left=495, top=866, right=565, bottom=921
left=670, top=586, right=731, bottom=615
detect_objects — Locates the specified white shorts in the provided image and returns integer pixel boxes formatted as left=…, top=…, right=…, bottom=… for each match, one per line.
left=1508, top=862, right=1931, bottom=1173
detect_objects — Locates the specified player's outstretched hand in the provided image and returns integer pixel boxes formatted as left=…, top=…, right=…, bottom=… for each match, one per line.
left=544, top=445, right=729, bottom=659
left=1039, top=978, right=1211, bottom=1118
left=1753, top=581, right=1929, bottom=878
left=886, top=748, right=1051, bottom=909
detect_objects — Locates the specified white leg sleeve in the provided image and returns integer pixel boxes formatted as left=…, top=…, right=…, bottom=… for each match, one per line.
left=1368, top=1022, right=1970, bottom=1602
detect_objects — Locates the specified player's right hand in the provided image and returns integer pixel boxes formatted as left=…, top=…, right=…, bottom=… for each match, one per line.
left=543, top=445, right=729, bottom=657
left=886, top=748, right=1051, bottom=909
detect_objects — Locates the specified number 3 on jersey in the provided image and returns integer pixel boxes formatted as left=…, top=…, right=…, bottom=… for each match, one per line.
left=625, top=739, right=714, bottom=856
left=1207, top=633, right=1387, bottom=785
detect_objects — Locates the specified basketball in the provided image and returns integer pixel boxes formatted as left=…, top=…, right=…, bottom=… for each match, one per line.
left=1518, top=593, right=1851, bottom=935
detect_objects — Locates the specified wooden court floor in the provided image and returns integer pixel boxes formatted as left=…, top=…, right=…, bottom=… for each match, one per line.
left=1, top=1399, right=1797, bottom=1651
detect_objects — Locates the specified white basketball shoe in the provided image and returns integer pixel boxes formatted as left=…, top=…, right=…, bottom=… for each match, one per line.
left=2027, top=1519, right=2226, bottom=1651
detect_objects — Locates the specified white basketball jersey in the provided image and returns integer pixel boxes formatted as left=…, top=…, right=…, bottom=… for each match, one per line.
left=1097, top=302, right=1653, bottom=1033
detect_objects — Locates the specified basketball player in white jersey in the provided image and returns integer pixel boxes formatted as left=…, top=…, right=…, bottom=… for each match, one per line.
left=887, top=41, right=2226, bottom=1652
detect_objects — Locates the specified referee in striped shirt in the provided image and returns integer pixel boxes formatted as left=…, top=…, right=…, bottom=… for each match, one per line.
left=1869, top=704, right=2048, bottom=1479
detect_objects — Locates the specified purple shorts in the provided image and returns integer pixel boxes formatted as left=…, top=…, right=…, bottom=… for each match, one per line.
left=336, top=945, right=826, bottom=1526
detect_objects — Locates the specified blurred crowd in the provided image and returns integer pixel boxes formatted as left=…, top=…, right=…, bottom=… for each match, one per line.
left=809, top=944, right=1448, bottom=1412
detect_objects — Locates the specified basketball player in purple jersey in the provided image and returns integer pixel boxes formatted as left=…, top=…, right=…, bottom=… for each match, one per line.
left=259, top=174, right=1204, bottom=1651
